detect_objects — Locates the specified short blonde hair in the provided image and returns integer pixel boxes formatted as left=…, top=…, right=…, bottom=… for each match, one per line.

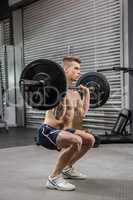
left=63, top=55, right=81, bottom=64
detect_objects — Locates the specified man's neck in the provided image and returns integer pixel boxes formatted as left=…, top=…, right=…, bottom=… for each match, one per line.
left=67, top=78, right=73, bottom=89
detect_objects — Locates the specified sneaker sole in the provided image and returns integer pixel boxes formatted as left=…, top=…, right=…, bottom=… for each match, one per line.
left=46, top=185, right=76, bottom=191
left=62, top=174, right=87, bottom=180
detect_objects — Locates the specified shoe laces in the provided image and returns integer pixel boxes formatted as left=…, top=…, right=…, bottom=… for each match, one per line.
left=67, top=167, right=76, bottom=173
left=68, top=167, right=81, bottom=175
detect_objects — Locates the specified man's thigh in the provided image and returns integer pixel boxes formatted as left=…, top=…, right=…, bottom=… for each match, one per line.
left=56, top=130, right=82, bottom=149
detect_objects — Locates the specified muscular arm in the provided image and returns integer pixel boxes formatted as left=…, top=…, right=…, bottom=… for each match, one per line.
left=77, top=87, right=90, bottom=118
left=82, top=88, right=90, bottom=117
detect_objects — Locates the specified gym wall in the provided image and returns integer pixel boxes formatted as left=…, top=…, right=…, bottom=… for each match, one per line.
left=21, top=0, right=123, bottom=132
left=128, top=0, right=133, bottom=132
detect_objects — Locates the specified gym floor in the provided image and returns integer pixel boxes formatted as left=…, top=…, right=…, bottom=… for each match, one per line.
left=0, top=128, right=133, bottom=200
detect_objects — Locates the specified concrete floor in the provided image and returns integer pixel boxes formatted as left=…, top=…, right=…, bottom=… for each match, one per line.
left=0, top=127, right=35, bottom=148
left=0, top=143, right=133, bottom=200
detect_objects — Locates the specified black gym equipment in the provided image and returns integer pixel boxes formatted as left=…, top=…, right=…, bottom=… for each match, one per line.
left=20, top=59, right=67, bottom=110
left=111, top=108, right=131, bottom=135
left=97, top=66, right=133, bottom=73
left=19, top=59, right=110, bottom=110
left=76, top=72, right=110, bottom=108
left=99, top=108, right=133, bottom=144
left=97, top=67, right=133, bottom=144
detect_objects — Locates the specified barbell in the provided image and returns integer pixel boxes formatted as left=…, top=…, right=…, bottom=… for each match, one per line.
left=19, top=59, right=110, bottom=110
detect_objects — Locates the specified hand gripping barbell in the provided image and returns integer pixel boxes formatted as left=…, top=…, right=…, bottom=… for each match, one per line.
left=19, top=59, right=110, bottom=110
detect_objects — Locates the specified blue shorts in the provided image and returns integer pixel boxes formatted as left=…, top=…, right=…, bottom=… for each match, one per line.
left=36, top=124, right=76, bottom=150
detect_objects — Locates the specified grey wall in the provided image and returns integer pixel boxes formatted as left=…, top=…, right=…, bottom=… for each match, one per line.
left=128, top=0, right=133, bottom=132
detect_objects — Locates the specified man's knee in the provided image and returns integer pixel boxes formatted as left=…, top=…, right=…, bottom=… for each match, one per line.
left=81, top=130, right=95, bottom=148
left=88, top=134, right=95, bottom=147
left=71, top=135, right=82, bottom=152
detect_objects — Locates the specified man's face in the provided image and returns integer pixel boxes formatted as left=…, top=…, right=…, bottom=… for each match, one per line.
left=65, top=61, right=80, bottom=81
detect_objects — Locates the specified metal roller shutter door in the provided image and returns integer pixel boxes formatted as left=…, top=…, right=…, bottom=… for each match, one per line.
left=0, top=23, right=3, bottom=46
left=23, top=0, right=122, bottom=132
left=0, top=46, right=9, bottom=120
left=0, top=19, right=11, bottom=46
left=0, top=19, right=11, bottom=120
left=0, top=46, right=4, bottom=118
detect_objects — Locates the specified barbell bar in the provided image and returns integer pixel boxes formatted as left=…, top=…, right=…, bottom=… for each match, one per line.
left=19, top=59, right=110, bottom=110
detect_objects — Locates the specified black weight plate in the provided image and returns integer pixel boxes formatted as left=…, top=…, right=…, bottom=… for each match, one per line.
left=76, top=72, right=110, bottom=108
left=19, top=59, right=67, bottom=110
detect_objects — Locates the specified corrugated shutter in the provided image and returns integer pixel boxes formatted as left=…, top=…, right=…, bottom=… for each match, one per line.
left=3, top=20, right=11, bottom=45
left=23, top=0, right=122, bottom=132
left=0, top=19, right=11, bottom=45
left=0, top=19, right=11, bottom=121
left=0, top=46, right=9, bottom=120
left=0, top=47, right=4, bottom=118
left=0, top=23, right=3, bottom=46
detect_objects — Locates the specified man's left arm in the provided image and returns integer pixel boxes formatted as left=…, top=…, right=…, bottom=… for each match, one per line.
left=81, top=85, right=90, bottom=116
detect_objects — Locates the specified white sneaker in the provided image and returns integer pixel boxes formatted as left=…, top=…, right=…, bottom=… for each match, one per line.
left=46, top=175, right=76, bottom=191
left=62, top=167, right=87, bottom=180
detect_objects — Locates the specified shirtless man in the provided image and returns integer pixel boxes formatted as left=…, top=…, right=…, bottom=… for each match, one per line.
left=37, top=56, right=95, bottom=191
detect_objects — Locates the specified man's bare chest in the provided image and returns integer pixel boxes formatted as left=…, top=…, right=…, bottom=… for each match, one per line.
left=66, top=90, right=79, bottom=109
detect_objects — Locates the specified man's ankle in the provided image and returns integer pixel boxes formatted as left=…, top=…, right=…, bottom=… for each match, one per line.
left=50, top=173, right=60, bottom=178
left=64, top=165, right=73, bottom=170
